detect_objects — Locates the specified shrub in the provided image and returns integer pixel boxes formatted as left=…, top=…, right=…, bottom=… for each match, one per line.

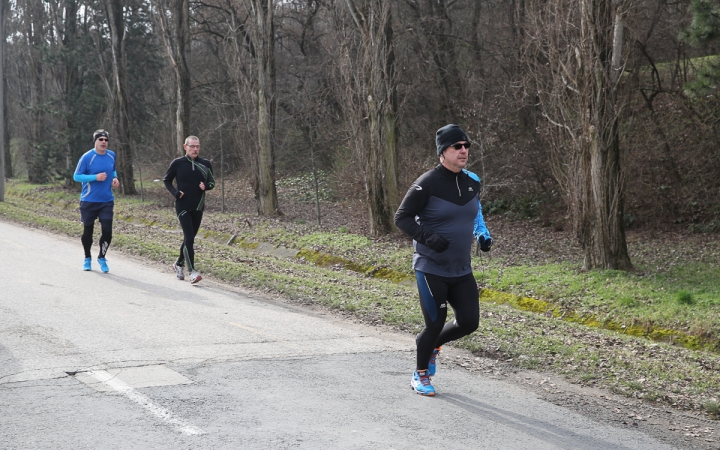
left=676, top=290, right=695, bottom=305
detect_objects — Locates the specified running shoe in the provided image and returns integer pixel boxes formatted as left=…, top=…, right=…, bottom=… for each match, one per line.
left=97, top=257, right=109, bottom=273
left=83, top=257, right=92, bottom=271
left=410, top=370, right=435, bottom=396
left=172, top=262, right=185, bottom=280
left=428, top=347, right=442, bottom=376
left=189, top=270, right=202, bottom=284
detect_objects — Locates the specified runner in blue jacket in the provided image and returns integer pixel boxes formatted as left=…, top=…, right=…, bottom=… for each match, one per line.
left=395, top=124, right=493, bottom=396
left=73, top=129, right=120, bottom=273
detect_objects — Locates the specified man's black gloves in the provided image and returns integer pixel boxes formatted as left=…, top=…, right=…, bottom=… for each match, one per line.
left=478, top=235, right=493, bottom=252
left=425, top=234, right=450, bottom=253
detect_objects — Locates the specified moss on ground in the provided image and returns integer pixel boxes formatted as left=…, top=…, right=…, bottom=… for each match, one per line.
left=3, top=180, right=720, bottom=417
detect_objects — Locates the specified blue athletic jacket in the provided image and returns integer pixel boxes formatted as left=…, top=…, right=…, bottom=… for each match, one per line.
left=73, top=149, right=118, bottom=203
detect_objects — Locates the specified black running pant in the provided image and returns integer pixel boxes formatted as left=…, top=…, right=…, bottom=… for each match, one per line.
left=81, top=219, right=113, bottom=259
left=415, top=271, right=479, bottom=371
left=176, top=209, right=203, bottom=272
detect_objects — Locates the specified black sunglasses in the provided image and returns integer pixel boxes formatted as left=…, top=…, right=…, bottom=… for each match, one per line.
left=97, top=138, right=108, bottom=142
left=451, top=142, right=471, bottom=150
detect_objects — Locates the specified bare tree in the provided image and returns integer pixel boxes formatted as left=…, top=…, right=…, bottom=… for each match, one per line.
left=338, top=0, right=399, bottom=235
left=523, top=0, right=631, bottom=270
left=2, top=71, right=8, bottom=180
left=154, top=0, right=191, bottom=155
left=21, top=0, right=47, bottom=183
left=0, top=0, right=4, bottom=200
left=247, top=0, right=281, bottom=215
left=61, top=0, right=80, bottom=187
left=402, top=0, right=462, bottom=115
left=105, top=0, right=137, bottom=194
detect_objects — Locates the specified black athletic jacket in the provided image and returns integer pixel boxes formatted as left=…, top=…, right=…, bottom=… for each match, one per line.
left=394, top=164, right=480, bottom=277
left=163, top=156, right=216, bottom=212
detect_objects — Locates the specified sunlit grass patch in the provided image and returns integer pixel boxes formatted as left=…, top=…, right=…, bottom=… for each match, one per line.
left=480, top=259, right=720, bottom=338
left=704, top=400, right=720, bottom=416
left=5, top=179, right=720, bottom=415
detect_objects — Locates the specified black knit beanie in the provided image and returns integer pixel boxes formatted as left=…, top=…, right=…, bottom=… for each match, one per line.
left=435, top=124, right=469, bottom=156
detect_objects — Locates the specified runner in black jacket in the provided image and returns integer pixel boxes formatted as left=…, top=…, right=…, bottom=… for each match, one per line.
left=164, top=136, right=215, bottom=284
left=395, top=124, right=493, bottom=396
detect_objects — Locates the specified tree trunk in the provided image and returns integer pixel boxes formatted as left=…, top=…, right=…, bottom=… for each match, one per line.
left=346, top=0, right=398, bottom=236
left=155, top=0, right=191, bottom=154
left=24, top=0, right=46, bottom=184
left=176, top=0, right=190, bottom=152
left=251, top=0, right=280, bottom=216
left=423, top=0, right=461, bottom=114
left=405, top=0, right=462, bottom=116
left=575, top=0, right=631, bottom=270
left=1, top=0, right=9, bottom=182
left=0, top=0, right=4, bottom=199
left=106, top=0, right=137, bottom=194
left=383, top=8, right=399, bottom=216
left=366, top=95, right=392, bottom=234
left=2, top=76, right=8, bottom=180
left=522, top=0, right=632, bottom=270
left=63, top=0, right=79, bottom=188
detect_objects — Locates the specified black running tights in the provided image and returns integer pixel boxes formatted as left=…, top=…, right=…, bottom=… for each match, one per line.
left=81, top=219, right=112, bottom=259
left=414, top=271, right=479, bottom=371
left=176, top=209, right=203, bottom=271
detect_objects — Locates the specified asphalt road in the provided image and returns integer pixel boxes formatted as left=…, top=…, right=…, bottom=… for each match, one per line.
left=0, top=220, right=679, bottom=449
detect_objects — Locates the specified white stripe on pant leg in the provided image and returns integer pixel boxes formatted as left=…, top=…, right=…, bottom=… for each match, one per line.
left=88, top=370, right=204, bottom=435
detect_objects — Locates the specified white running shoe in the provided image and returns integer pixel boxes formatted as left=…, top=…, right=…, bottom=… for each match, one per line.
left=172, top=262, right=185, bottom=280
left=189, top=271, right=202, bottom=284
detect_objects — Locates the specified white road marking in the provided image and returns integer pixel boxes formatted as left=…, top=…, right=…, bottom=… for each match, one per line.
left=76, top=365, right=192, bottom=392
left=87, top=370, right=204, bottom=436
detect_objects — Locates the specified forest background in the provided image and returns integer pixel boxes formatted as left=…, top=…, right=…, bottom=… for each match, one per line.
left=4, top=0, right=720, bottom=247
left=3, top=0, right=720, bottom=432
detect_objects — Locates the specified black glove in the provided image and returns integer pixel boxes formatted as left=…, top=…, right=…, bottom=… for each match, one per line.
left=478, top=235, right=493, bottom=252
left=425, top=234, right=450, bottom=253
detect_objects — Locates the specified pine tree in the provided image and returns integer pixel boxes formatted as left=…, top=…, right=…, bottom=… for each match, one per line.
left=681, top=0, right=720, bottom=95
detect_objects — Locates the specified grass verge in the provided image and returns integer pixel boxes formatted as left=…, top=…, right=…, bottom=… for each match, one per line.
left=2, top=180, right=720, bottom=417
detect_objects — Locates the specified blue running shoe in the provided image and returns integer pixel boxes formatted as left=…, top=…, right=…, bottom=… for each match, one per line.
left=428, top=347, right=441, bottom=376
left=97, top=257, right=109, bottom=273
left=410, top=370, right=435, bottom=396
left=83, top=257, right=92, bottom=271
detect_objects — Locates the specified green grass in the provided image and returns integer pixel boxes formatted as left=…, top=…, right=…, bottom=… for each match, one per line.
left=478, top=260, right=720, bottom=339
left=704, top=400, right=720, bottom=416
left=676, top=290, right=695, bottom=305
left=5, top=179, right=720, bottom=344
left=3, top=179, right=720, bottom=415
